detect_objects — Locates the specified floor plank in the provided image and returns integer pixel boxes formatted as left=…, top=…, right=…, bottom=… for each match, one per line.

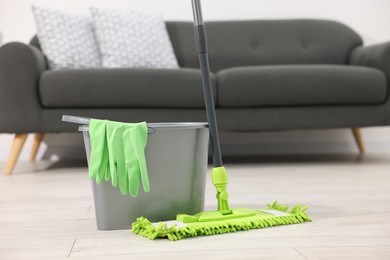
left=68, top=248, right=306, bottom=260
left=296, top=246, right=390, bottom=260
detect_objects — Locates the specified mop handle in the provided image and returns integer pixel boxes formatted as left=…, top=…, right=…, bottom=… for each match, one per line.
left=191, top=0, right=223, bottom=167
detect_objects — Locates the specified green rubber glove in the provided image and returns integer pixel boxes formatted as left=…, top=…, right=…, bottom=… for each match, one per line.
left=105, top=121, right=130, bottom=195
left=122, top=122, right=149, bottom=197
left=88, top=119, right=110, bottom=184
left=89, top=119, right=149, bottom=197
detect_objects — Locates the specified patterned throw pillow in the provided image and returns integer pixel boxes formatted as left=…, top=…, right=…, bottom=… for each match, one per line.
left=32, top=6, right=101, bottom=70
left=90, top=8, right=179, bottom=69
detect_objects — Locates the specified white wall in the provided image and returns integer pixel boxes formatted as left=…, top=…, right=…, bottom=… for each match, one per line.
left=1, top=0, right=390, bottom=44
left=1, top=0, right=390, bottom=161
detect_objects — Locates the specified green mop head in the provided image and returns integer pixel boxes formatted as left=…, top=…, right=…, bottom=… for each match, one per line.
left=132, top=167, right=311, bottom=241
left=132, top=201, right=310, bottom=241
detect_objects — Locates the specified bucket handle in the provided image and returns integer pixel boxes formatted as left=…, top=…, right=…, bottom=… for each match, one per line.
left=62, top=115, right=91, bottom=125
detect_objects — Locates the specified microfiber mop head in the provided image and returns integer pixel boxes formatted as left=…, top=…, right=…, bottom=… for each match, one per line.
left=132, top=167, right=310, bottom=241
left=132, top=201, right=311, bottom=241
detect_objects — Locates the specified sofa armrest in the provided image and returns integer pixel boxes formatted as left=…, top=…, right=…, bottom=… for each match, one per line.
left=349, top=42, right=390, bottom=80
left=0, top=42, right=47, bottom=133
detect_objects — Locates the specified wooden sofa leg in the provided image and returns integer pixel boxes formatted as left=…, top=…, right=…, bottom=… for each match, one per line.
left=352, top=128, right=365, bottom=154
left=30, top=133, right=44, bottom=162
left=4, top=133, right=28, bottom=175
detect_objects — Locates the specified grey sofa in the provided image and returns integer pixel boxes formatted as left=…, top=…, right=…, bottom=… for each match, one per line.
left=1, top=19, right=390, bottom=174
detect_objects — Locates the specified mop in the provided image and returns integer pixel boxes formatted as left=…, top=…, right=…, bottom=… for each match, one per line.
left=132, top=0, right=311, bottom=241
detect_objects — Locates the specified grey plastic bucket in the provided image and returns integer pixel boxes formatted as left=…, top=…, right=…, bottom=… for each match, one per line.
left=79, top=122, right=209, bottom=230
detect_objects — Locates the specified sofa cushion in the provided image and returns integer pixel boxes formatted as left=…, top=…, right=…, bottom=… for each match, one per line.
left=39, top=68, right=216, bottom=108
left=217, top=65, right=387, bottom=107
left=90, top=8, right=179, bottom=69
left=32, top=6, right=101, bottom=70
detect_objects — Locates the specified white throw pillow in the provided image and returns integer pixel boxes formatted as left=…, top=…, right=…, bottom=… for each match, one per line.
left=90, top=8, right=179, bottom=69
left=32, top=6, right=101, bottom=70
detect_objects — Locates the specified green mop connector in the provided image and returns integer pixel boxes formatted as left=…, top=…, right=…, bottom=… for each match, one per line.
left=212, top=166, right=232, bottom=215
left=175, top=166, right=233, bottom=223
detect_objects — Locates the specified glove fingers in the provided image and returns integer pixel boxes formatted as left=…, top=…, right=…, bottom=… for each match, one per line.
left=108, top=151, right=118, bottom=187
left=96, top=121, right=108, bottom=184
left=88, top=166, right=97, bottom=180
left=96, top=140, right=109, bottom=184
left=128, top=161, right=140, bottom=198
left=102, top=120, right=148, bottom=197
left=117, top=158, right=128, bottom=195
left=123, top=128, right=140, bottom=197
left=106, top=123, right=118, bottom=187
left=110, top=161, right=118, bottom=187
left=115, top=127, right=127, bottom=195
left=100, top=137, right=110, bottom=182
left=88, top=119, right=107, bottom=182
left=137, top=153, right=150, bottom=193
left=133, top=123, right=150, bottom=192
left=104, top=167, right=111, bottom=181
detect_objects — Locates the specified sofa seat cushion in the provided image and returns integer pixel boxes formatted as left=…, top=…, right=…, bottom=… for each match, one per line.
left=39, top=68, right=216, bottom=108
left=217, top=65, right=387, bottom=107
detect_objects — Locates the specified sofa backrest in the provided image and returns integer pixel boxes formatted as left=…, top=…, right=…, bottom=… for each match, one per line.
left=30, top=19, right=362, bottom=72
left=166, top=19, right=362, bottom=72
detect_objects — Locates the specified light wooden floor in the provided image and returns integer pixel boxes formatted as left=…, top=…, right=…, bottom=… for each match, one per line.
left=1, top=154, right=390, bottom=259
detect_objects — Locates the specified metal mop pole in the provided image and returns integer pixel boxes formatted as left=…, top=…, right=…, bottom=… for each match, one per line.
left=191, top=0, right=223, bottom=168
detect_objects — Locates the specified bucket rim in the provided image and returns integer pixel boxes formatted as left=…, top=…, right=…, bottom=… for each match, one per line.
left=78, top=122, right=209, bottom=132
